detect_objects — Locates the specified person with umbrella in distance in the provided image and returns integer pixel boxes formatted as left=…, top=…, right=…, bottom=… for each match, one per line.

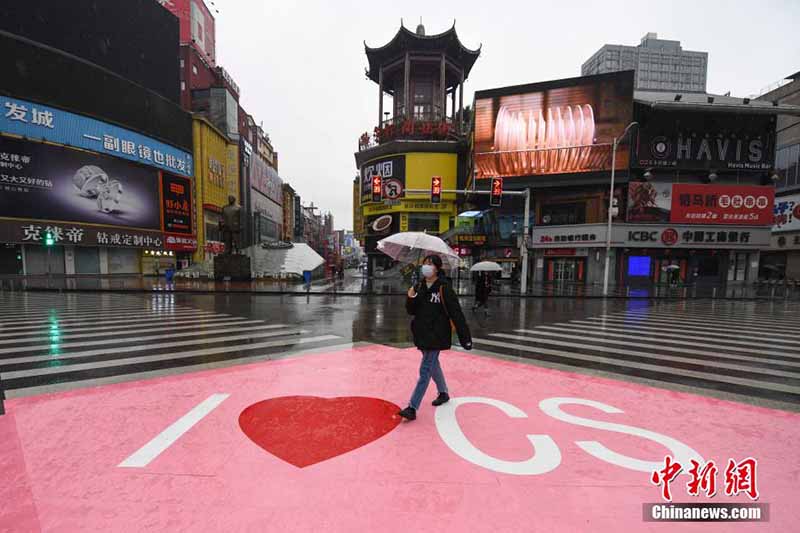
left=470, top=261, right=501, bottom=317
left=398, top=254, right=472, bottom=421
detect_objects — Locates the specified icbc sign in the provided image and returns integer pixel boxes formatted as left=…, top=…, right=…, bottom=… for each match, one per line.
left=661, top=228, right=678, bottom=246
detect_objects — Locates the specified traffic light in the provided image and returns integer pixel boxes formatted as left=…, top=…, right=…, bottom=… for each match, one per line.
left=371, top=175, right=382, bottom=202
left=490, top=177, right=503, bottom=207
left=431, top=176, right=442, bottom=204
left=44, top=231, right=55, bottom=247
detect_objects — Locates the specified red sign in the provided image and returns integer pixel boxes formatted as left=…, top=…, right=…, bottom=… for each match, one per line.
left=544, top=248, right=576, bottom=256
left=670, top=185, right=774, bottom=226
left=661, top=228, right=678, bottom=246
left=204, top=241, right=225, bottom=254
left=164, top=233, right=197, bottom=251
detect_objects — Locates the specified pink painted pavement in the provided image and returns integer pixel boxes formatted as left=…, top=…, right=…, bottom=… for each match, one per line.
left=1, top=345, right=798, bottom=532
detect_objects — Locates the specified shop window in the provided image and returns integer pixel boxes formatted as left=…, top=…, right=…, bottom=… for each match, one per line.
left=205, top=221, right=220, bottom=242
left=541, top=202, right=586, bottom=226
left=408, top=213, right=439, bottom=233
left=627, top=256, right=651, bottom=277
left=728, top=252, right=751, bottom=281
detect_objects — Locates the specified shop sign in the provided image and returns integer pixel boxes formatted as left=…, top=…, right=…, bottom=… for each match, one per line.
left=618, top=224, right=770, bottom=249
left=164, top=233, right=197, bottom=251
left=0, top=136, right=162, bottom=230
left=773, top=193, right=800, bottom=233
left=0, top=218, right=163, bottom=248
left=671, top=184, right=773, bottom=225
left=531, top=224, right=609, bottom=248
left=161, top=173, right=193, bottom=235
left=1, top=96, right=192, bottom=177
left=363, top=199, right=453, bottom=216
left=772, top=233, right=800, bottom=250
left=205, top=240, right=225, bottom=254
left=361, top=155, right=405, bottom=204
left=627, top=183, right=774, bottom=226
left=457, top=234, right=487, bottom=245
left=634, top=112, right=775, bottom=171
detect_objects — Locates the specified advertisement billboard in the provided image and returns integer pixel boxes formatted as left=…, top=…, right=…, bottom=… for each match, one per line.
left=773, top=193, right=800, bottom=233
left=626, top=182, right=774, bottom=226
left=251, top=153, right=283, bottom=205
left=0, top=96, right=193, bottom=177
left=360, top=154, right=406, bottom=204
left=634, top=112, right=775, bottom=171
left=0, top=136, right=161, bottom=230
left=161, top=173, right=193, bottom=235
left=474, top=71, right=634, bottom=179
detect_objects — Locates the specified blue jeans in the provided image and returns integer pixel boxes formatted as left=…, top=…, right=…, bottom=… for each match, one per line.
left=409, top=350, right=448, bottom=410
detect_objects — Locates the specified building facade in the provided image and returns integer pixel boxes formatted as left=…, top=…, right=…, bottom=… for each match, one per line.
left=354, top=23, right=480, bottom=276
left=471, top=72, right=787, bottom=289
left=759, top=71, right=800, bottom=280
left=192, top=116, right=239, bottom=263
left=0, top=1, right=195, bottom=276
left=582, top=33, right=708, bottom=93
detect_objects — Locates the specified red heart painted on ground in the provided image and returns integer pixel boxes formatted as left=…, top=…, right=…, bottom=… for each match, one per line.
left=238, top=396, right=402, bottom=468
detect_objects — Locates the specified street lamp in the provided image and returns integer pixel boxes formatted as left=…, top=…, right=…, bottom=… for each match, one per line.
left=602, top=121, right=638, bottom=296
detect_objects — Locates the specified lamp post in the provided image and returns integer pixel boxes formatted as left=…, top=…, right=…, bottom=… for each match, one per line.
left=602, top=121, right=638, bottom=297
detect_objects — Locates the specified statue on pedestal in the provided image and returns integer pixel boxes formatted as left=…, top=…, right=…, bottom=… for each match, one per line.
left=219, top=195, right=241, bottom=255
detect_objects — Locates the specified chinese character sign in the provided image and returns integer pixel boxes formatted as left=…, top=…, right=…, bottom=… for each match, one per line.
left=773, top=192, right=800, bottom=233
left=0, top=96, right=192, bottom=177
left=361, top=155, right=405, bottom=203
left=161, top=173, right=193, bottom=235
left=671, top=185, right=774, bottom=226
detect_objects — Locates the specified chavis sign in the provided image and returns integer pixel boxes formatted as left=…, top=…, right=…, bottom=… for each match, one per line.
left=1, top=96, right=193, bottom=177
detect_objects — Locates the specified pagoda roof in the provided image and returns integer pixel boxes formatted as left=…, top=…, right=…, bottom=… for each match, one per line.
left=364, top=22, right=481, bottom=83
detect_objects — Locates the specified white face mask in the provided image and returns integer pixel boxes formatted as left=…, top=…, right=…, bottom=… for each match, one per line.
left=421, top=264, right=436, bottom=279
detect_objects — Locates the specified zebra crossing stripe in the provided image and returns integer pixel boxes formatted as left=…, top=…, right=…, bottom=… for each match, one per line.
left=473, top=337, right=800, bottom=395
left=490, top=332, right=800, bottom=378
left=0, top=314, right=246, bottom=337
left=0, top=318, right=265, bottom=345
left=0, top=324, right=290, bottom=356
left=0, top=327, right=300, bottom=365
left=524, top=326, right=800, bottom=357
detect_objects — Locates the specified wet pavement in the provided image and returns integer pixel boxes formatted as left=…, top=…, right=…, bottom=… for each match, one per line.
left=3, top=270, right=800, bottom=300
left=1, top=291, right=799, bottom=531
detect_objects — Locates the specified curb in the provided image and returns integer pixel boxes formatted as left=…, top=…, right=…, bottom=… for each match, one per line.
left=14, top=286, right=792, bottom=301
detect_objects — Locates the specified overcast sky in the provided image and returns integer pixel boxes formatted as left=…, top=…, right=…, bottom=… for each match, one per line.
left=213, top=0, right=800, bottom=230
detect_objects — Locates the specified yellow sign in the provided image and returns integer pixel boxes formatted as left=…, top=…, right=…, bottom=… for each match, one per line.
left=400, top=213, right=408, bottom=232
left=363, top=199, right=456, bottom=216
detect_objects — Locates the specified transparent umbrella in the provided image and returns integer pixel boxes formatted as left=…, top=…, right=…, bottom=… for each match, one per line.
left=470, top=261, right=503, bottom=272
left=377, top=232, right=460, bottom=271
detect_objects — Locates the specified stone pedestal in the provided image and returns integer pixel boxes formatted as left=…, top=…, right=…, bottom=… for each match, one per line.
left=214, top=254, right=251, bottom=282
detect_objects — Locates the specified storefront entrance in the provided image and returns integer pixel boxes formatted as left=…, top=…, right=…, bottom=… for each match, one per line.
left=545, top=257, right=585, bottom=283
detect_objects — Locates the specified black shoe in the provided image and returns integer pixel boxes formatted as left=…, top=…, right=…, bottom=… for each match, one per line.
left=398, top=406, right=416, bottom=420
left=432, top=393, right=450, bottom=406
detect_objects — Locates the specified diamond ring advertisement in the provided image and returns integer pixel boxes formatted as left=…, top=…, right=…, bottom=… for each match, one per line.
left=0, top=135, right=161, bottom=231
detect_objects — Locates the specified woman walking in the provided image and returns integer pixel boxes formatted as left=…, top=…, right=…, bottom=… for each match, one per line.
left=398, top=255, right=472, bottom=421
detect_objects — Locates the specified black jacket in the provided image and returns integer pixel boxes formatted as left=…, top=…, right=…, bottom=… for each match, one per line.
left=406, top=278, right=472, bottom=350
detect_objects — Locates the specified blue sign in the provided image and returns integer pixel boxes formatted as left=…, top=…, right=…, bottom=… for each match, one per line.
left=0, top=96, right=193, bottom=178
